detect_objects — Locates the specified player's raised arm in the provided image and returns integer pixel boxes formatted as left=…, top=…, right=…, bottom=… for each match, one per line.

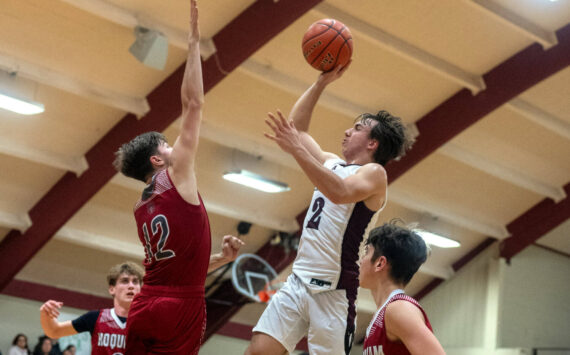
left=169, top=0, right=204, bottom=198
left=288, top=62, right=350, bottom=164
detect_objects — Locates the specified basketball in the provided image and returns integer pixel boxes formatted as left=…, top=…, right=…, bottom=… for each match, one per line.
left=302, top=19, right=353, bottom=72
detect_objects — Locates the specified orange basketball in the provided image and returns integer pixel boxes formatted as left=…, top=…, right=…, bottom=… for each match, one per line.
left=302, top=19, right=353, bottom=72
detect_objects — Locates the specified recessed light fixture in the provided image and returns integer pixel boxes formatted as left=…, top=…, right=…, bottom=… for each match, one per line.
left=223, top=170, right=290, bottom=193
left=416, top=230, right=461, bottom=248
left=0, top=92, right=44, bottom=115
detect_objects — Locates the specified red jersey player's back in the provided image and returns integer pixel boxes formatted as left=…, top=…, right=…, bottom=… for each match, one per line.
left=134, top=169, right=211, bottom=287
left=363, top=293, right=433, bottom=355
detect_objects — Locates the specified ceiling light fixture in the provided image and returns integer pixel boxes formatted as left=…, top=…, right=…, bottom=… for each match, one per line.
left=223, top=170, right=290, bottom=193
left=0, top=92, right=44, bottom=115
left=416, top=230, right=461, bottom=248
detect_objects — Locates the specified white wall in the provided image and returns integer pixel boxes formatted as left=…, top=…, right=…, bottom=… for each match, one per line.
left=420, top=244, right=495, bottom=348
left=0, top=295, right=90, bottom=355
left=498, top=245, right=570, bottom=349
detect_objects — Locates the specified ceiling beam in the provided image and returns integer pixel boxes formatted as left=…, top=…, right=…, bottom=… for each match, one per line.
left=500, top=182, right=570, bottom=260
left=439, top=143, right=566, bottom=202
left=0, top=0, right=324, bottom=291
left=0, top=211, right=31, bottom=233
left=313, top=3, right=486, bottom=94
left=506, top=98, right=570, bottom=140
left=467, top=0, right=558, bottom=49
left=0, top=137, right=88, bottom=176
left=110, top=174, right=299, bottom=232
left=55, top=227, right=144, bottom=259
left=0, top=52, right=149, bottom=117
left=385, top=23, right=570, bottom=184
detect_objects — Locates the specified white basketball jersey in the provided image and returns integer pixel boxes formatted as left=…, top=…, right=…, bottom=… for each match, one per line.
left=293, top=158, right=384, bottom=293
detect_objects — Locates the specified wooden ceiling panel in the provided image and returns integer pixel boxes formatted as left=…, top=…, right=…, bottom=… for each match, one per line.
left=250, top=11, right=464, bottom=123
left=0, top=155, right=64, bottom=211
left=519, top=67, right=570, bottom=124
left=393, top=153, right=545, bottom=224
left=325, top=0, right=533, bottom=74
left=494, top=0, right=570, bottom=31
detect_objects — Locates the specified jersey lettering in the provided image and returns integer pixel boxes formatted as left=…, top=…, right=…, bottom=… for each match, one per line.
left=306, top=197, right=325, bottom=230
left=363, top=345, right=383, bottom=355
left=142, top=214, right=175, bottom=262
left=97, top=333, right=125, bottom=350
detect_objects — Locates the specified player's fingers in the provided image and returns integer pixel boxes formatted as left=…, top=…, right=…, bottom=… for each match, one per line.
left=276, top=110, right=288, bottom=126
left=266, top=112, right=282, bottom=128
left=264, top=118, right=278, bottom=133
left=263, top=132, right=276, bottom=141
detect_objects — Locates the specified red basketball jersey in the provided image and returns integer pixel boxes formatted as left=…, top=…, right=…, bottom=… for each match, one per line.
left=363, top=293, right=433, bottom=355
left=134, top=169, right=212, bottom=287
left=91, top=308, right=127, bottom=355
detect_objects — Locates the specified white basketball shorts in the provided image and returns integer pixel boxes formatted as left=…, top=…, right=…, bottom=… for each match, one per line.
left=252, top=273, right=356, bottom=355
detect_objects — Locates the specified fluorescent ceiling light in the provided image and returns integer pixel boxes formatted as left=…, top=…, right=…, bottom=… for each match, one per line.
left=223, top=170, right=290, bottom=193
left=416, top=230, right=460, bottom=248
left=0, top=93, right=44, bottom=115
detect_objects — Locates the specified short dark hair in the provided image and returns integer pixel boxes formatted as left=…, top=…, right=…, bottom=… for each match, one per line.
left=365, top=221, right=428, bottom=285
left=358, top=110, right=413, bottom=166
left=113, top=132, right=167, bottom=182
left=107, top=261, right=144, bottom=286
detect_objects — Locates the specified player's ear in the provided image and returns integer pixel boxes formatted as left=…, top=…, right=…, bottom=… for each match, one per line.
left=368, top=138, right=379, bottom=151
left=108, top=285, right=116, bottom=298
left=374, top=256, right=387, bottom=272
left=150, top=154, right=164, bottom=168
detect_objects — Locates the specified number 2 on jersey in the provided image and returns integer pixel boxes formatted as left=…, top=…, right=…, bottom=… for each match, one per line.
left=306, top=197, right=325, bottom=230
left=142, top=214, right=175, bottom=263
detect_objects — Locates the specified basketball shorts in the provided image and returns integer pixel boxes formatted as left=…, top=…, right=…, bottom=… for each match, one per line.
left=125, top=285, right=206, bottom=355
left=252, top=274, right=356, bottom=355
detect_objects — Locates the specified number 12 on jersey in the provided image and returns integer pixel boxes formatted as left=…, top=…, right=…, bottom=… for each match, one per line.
left=142, top=214, right=176, bottom=263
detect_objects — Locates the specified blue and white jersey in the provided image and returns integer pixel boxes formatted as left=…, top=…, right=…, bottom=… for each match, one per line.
left=293, top=158, right=385, bottom=294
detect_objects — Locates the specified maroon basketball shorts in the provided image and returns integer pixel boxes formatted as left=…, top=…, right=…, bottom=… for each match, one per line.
left=125, top=285, right=206, bottom=355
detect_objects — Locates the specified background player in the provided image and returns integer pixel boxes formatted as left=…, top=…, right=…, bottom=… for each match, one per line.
left=360, top=222, right=445, bottom=355
left=39, top=262, right=144, bottom=355
left=246, top=63, right=413, bottom=355
left=113, top=1, right=244, bottom=353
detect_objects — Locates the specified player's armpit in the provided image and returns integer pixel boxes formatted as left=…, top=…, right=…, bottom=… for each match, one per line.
left=385, top=301, right=446, bottom=355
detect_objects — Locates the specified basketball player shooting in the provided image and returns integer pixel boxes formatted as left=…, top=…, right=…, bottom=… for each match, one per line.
left=113, top=1, right=243, bottom=353
left=245, top=62, right=413, bottom=354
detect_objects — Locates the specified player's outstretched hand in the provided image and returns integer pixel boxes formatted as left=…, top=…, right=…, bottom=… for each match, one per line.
left=40, top=300, right=63, bottom=319
left=221, top=235, right=244, bottom=262
left=318, top=59, right=352, bottom=86
left=264, top=110, right=302, bottom=154
left=189, top=0, right=200, bottom=43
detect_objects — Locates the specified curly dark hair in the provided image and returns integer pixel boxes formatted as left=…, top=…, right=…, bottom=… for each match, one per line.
left=365, top=220, right=428, bottom=285
left=357, top=110, right=414, bottom=166
left=113, top=132, right=167, bottom=182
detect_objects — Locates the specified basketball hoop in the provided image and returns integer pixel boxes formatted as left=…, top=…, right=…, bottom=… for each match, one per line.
left=231, top=253, right=282, bottom=303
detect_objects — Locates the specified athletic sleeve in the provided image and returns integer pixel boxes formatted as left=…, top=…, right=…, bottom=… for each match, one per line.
left=71, top=310, right=100, bottom=334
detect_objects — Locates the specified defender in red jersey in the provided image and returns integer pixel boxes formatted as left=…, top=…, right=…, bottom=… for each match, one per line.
left=112, top=1, right=243, bottom=353
left=360, top=222, right=445, bottom=355
left=39, top=262, right=144, bottom=355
